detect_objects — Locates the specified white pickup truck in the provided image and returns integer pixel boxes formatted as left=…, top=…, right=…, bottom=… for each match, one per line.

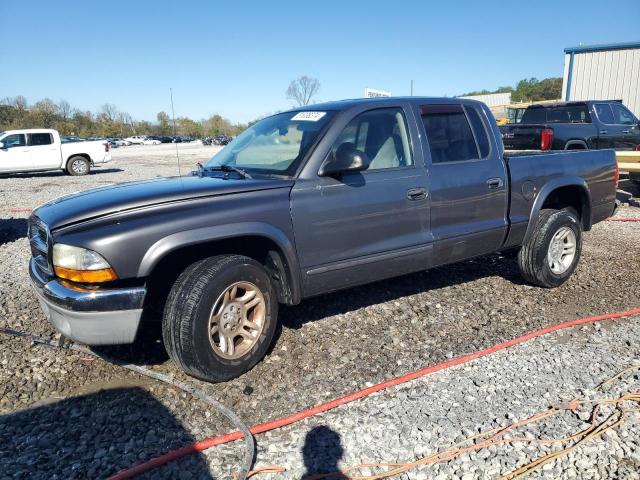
left=0, top=129, right=111, bottom=176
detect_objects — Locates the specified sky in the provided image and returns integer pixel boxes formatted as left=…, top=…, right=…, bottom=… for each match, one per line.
left=1, top=0, right=639, bottom=124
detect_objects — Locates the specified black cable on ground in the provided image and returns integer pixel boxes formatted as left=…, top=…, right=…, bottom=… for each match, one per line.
left=0, top=326, right=255, bottom=480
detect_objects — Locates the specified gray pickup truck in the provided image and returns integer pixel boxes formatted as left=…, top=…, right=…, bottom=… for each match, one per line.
left=28, top=97, right=618, bottom=382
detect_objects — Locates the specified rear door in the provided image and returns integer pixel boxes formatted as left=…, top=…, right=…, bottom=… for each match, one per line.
left=0, top=133, right=32, bottom=172
left=417, top=103, right=508, bottom=264
left=28, top=132, right=60, bottom=169
left=290, top=105, right=431, bottom=296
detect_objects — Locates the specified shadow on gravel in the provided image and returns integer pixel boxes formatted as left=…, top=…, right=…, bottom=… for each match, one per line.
left=619, top=178, right=639, bottom=200
left=302, top=426, right=347, bottom=479
left=0, top=167, right=123, bottom=179
left=0, top=218, right=28, bottom=246
left=0, top=387, right=211, bottom=479
left=281, top=253, right=524, bottom=329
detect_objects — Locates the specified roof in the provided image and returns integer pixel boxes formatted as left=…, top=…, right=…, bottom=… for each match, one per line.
left=564, top=41, right=640, bottom=54
left=526, top=100, right=622, bottom=108
left=290, top=96, right=484, bottom=113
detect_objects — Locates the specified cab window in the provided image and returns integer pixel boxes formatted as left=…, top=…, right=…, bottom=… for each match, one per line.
left=611, top=104, right=637, bottom=125
left=1, top=134, right=26, bottom=148
left=421, top=104, right=480, bottom=163
left=28, top=133, right=53, bottom=146
left=329, top=108, right=413, bottom=171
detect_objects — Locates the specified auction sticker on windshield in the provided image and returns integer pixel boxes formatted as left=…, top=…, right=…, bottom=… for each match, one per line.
left=291, top=111, right=327, bottom=121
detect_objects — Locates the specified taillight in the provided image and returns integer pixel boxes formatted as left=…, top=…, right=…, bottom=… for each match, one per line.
left=540, top=129, right=554, bottom=151
left=635, top=144, right=640, bottom=151
left=104, top=143, right=109, bottom=152
left=614, top=157, right=619, bottom=189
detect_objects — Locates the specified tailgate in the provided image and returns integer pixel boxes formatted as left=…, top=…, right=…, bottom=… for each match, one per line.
left=501, top=125, right=544, bottom=150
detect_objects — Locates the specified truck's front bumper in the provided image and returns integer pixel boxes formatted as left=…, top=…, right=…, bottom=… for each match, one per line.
left=29, top=258, right=146, bottom=345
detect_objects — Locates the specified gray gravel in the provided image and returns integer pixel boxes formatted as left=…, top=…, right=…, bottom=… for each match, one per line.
left=0, top=145, right=639, bottom=478
left=205, top=317, right=640, bottom=479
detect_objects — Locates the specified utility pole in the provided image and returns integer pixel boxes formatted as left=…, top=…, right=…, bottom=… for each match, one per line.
left=410, top=80, right=414, bottom=96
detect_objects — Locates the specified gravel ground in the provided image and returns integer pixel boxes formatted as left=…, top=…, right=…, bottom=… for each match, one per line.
left=0, top=144, right=639, bottom=478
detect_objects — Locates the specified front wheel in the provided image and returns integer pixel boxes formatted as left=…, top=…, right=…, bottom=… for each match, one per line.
left=518, top=208, right=582, bottom=288
left=66, top=156, right=91, bottom=176
left=162, top=255, right=278, bottom=382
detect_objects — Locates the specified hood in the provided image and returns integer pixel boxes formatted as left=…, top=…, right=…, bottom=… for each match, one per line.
left=33, top=175, right=294, bottom=230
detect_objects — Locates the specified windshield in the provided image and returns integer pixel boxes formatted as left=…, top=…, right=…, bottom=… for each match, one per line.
left=205, top=110, right=335, bottom=176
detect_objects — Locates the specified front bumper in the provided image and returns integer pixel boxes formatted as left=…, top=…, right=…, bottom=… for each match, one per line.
left=29, top=258, right=146, bottom=345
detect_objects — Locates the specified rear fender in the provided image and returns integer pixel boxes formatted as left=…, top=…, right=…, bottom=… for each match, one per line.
left=523, top=177, right=591, bottom=244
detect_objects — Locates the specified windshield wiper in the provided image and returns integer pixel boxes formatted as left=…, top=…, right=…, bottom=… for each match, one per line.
left=205, top=164, right=252, bottom=179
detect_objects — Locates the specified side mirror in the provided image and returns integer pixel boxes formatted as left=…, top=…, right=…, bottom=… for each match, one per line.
left=319, top=142, right=370, bottom=177
left=0, top=142, right=4, bottom=149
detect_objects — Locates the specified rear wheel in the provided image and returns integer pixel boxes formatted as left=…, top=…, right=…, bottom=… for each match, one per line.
left=162, top=255, right=278, bottom=382
left=66, top=156, right=91, bottom=176
left=518, top=208, right=582, bottom=288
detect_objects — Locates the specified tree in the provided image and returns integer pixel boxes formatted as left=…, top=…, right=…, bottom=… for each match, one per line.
left=286, top=75, right=320, bottom=106
left=157, top=111, right=171, bottom=135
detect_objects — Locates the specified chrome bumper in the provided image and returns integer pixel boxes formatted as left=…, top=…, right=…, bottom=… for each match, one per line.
left=29, top=258, right=146, bottom=345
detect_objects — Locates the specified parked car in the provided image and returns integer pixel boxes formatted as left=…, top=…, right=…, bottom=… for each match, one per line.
left=142, top=138, right=161, bottom=145
left=108, top=137, right=127, bottom=147
left=27, top=97, right=617, bottom=382
left=61, top=135, right=85, bottom=143
left=124, top=135, right=147, bottom=145
left=0, top=129, right=111, bottom=175
left=501, top=100, right=640, bottom=151
left=213, top=134, right=233, bottom=145
left=159, top=136, right=174, bottom=143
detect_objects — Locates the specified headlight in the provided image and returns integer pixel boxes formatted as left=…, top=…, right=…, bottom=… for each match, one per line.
left=52, top=244, right=118, bottom=283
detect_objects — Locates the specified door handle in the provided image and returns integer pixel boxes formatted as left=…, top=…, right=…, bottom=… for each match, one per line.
left=599, top=130, right=607, bottom=134
left=622, top=130, right=630, bottom=134
left=486, top=177, right=504, bottom=189
left=407, top=187, right=427, bottom=201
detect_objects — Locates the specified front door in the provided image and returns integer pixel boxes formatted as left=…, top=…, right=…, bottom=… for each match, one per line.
left=0, top=133, right=32, bottom=173
left=28, top=132, right=60, bottom=169
left=290, top=106, right=431, bottom=296
left=417, top=103, right=508, bottom=264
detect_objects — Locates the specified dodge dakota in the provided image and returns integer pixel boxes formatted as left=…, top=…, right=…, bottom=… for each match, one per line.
left=28, top=97, right=618, bottom=382
left=0, top=129, right=111, bottom=175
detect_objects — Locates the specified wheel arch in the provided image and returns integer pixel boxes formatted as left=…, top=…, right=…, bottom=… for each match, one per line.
left=564, top=140, right=588, bottom=150
left=139, top=222, right=302, bottom=306
left=523, top=178, right=592, bottom=244
left=66, top=153, right=92, bottom=165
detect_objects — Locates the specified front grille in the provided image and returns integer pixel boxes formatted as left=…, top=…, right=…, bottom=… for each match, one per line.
left=28, top=218, right=53, bottom=275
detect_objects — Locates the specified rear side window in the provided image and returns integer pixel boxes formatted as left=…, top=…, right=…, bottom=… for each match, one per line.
left=421, top=105, right=479, bottom=163
left=546, top=105, right=590, bottom=123
left=594, top=104, right=615, bottom=124
left=28, top=133, right=53, bottom=146
left=464, top=106, right=490, bottom=158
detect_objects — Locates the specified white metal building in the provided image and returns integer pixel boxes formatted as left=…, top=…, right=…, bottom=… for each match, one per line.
left=562, top=41, right=640, bottom=117
left=459, top=92, right=512, bottom=108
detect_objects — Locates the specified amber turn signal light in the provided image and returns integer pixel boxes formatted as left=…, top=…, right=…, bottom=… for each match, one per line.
left=54, top=266, right=118, bottom=283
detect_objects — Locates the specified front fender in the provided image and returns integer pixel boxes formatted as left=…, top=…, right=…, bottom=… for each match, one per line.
left=137, top=221, right=302, bottom=303
left=523, top=176, right=591, bottom=244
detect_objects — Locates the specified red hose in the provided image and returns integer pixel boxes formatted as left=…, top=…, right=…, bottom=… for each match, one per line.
left=108, top=307, right=640, bottom=480
left=606, top=217, right=640, bottom=222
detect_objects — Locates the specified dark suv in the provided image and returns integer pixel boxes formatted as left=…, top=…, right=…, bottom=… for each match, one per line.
left=501, top=100, right=640, bottom=151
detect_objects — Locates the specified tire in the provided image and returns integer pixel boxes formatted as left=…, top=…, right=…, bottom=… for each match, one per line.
left=517, top=208, right=582, bottom=288
left=66, top=156, right=91, bottom=176
left=162, top=254, right=278, bottom=382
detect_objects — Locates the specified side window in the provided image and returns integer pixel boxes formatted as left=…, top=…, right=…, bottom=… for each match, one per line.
left=464, top=106, right=490, bottom=158
left=594, top=104, right=615, bottom=124
left=611, top=104, right=637, bottom=125
left=330, top=108, right=413, bottom=171
left=28, top=133, right=53, bottom=146
left=421, top=105, right=479, bottom=163
left=2, top=134, right=26, bottom=148
left=521, top=108, right=546, bottom=124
